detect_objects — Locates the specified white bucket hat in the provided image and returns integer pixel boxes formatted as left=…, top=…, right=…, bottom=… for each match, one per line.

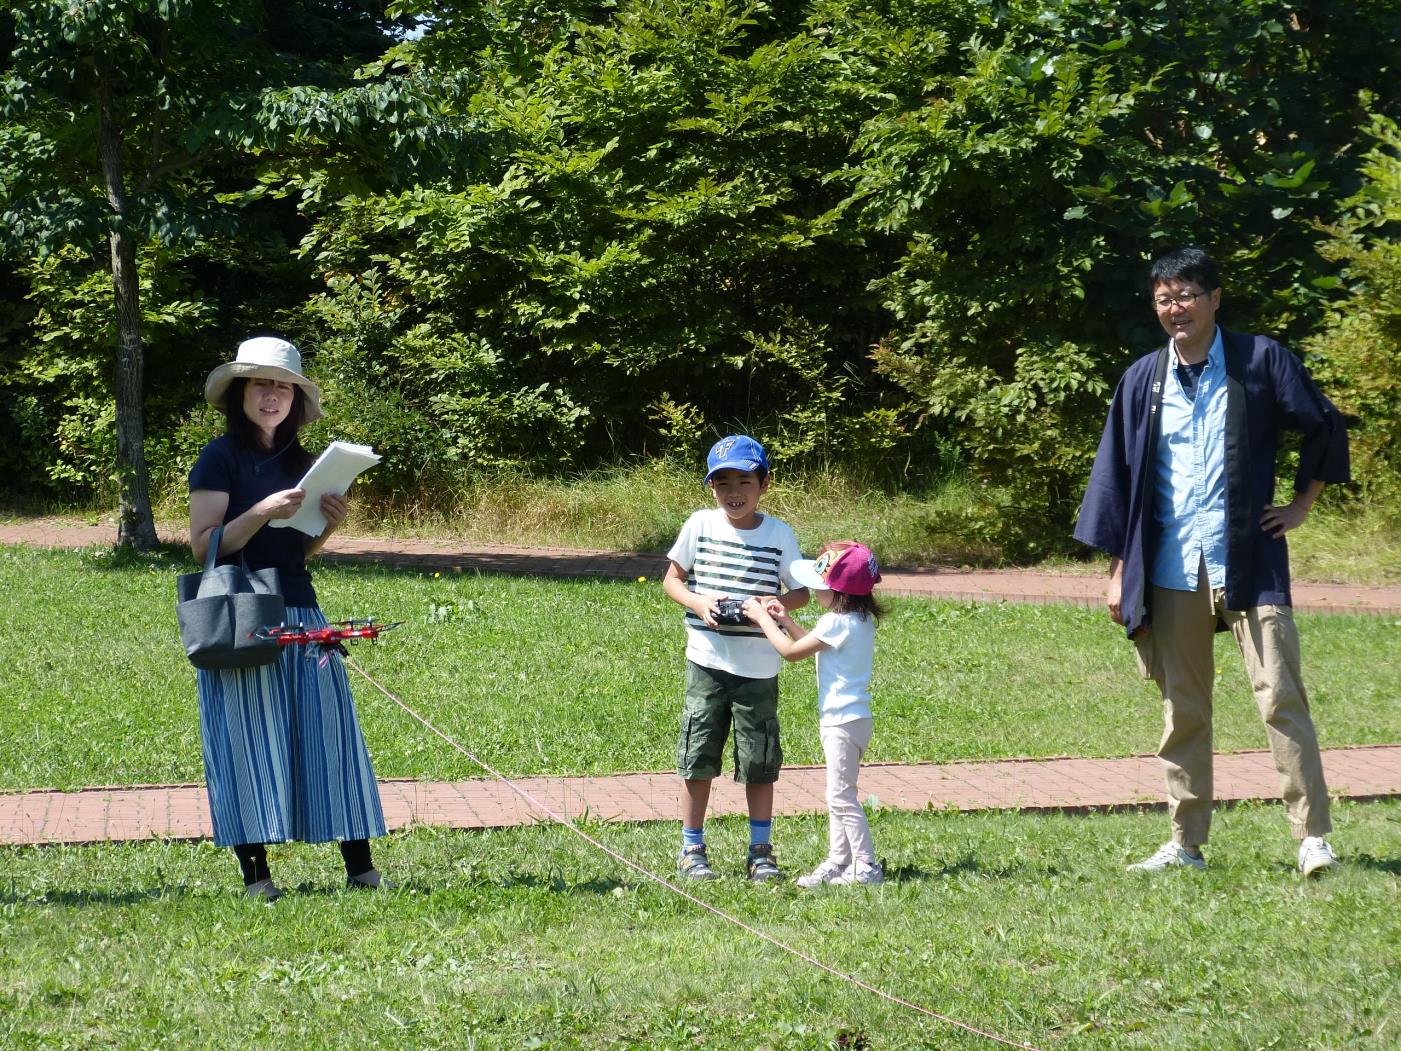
left=204, top=337, right=323, bottom=423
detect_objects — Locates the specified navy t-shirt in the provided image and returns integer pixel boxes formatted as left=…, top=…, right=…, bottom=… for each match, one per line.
left=1175, top=358, right=1208, bottom=402
left=188, top=434, right=318, bottom=606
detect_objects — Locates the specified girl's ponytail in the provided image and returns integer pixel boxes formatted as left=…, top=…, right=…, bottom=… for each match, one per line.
left=831, top=590, right=884, bottom=621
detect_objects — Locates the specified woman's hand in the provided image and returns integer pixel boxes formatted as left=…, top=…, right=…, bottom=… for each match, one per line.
left=254, top=488, right=306, bottom=520
left=304, top=491, right=352, bottom=557
left=320, top=492, right=349, bottom=532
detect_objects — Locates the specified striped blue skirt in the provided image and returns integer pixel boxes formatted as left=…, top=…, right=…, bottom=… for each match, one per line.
left=195, top=606, right=387, bottom=848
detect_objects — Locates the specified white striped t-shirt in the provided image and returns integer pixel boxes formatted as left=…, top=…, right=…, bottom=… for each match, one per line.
left=667, top=508, right=802, bottom=679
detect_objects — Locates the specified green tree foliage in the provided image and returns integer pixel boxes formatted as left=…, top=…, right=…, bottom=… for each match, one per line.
left=3, top=0, right=1399, bottom=556
left=294, top=0, right=1398, bottom=549
left=0, top=0, right=424, bottom=536
left=300, top=0, right=912, bottom=480
left=847, top=0, right=1401, bottom=545
left=1307, top=111, right=1401, bottom=500
left=5, top=245, right=214, bottom=495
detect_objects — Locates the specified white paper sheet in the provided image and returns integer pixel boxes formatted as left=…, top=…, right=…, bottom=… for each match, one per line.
left=269, top=440, right=381, bottom=536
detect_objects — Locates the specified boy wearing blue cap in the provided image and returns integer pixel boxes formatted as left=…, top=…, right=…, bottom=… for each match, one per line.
left=662, top=435, right=808, bottom=881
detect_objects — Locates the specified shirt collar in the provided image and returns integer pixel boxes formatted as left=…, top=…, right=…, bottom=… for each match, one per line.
left=1205, top=326, right=1224, bottom=369
left=1169, top=326, right=1223, bottom=370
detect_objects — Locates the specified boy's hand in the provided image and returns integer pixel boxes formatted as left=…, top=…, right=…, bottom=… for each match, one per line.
left=695, top=595, right=723, bottom=628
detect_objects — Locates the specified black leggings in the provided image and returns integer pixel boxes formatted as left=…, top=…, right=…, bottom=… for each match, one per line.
left=234, top=840, right=373, bottom=884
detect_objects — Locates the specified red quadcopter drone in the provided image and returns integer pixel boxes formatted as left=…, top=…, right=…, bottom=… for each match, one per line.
left=254, top=618, right=402, bottom=660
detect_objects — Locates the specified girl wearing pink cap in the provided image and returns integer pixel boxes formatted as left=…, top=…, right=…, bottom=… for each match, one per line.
left=743, top=541, right=884, bottom=886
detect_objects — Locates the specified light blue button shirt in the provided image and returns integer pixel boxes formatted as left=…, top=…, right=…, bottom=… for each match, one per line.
left=1151, top=327, right=1228, bottom=592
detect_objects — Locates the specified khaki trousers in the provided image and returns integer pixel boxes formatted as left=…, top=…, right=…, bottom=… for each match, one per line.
left=1135, top=570, right=1331, bottom=846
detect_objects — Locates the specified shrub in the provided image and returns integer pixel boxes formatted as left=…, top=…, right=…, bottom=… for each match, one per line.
left=1306, top=112, right=1401, bottom=501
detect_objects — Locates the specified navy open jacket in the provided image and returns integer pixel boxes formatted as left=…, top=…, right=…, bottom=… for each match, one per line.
left=1073, top=329, right=1350, bottom=638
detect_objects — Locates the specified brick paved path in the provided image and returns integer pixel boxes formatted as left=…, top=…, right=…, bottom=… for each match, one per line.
left=5, top=746, right=1399, bottom=846
left=2, top=517, right=1397, bottom=847
left=3, top=518, right=1399, bottom=613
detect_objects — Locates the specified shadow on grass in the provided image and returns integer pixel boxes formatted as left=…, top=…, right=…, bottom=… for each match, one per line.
left=298, top=873, right=630, bottom=897
left=64, top=541, right=194, bottom=573
left=320, top=546, right=671, bottom=583
left=887, top=854, right=1028, bottom=882
left=1347, top=853, right=1401, bottom=875
left=1259, top=852, right=1401, bottom=877
left=1, top=886, right=194, bottom=907
left=490, top=873, right=630, bottom=896
left=51, top=537, right=671, bottom=586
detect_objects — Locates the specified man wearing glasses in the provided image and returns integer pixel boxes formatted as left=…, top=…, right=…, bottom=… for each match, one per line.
left=1074, top=247, right=1350, bottom=877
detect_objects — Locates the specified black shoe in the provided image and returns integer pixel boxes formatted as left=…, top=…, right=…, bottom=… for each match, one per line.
left=346, top=868, right=396, bottom=890
left=243, top=878, right=282, bottom=901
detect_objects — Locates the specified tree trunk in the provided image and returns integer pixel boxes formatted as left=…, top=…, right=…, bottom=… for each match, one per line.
left=97, top=70, right=158, bottom=552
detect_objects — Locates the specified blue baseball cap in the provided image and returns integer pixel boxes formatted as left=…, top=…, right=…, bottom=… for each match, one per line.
left=705, top=434, right=769, bottom=482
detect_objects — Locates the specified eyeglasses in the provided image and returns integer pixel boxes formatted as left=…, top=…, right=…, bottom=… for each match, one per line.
left=1153, top=291, right=1207, bottom=311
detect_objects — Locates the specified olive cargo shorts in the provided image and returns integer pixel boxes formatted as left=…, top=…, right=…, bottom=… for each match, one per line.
left=677, top=660, right=782, bottom=784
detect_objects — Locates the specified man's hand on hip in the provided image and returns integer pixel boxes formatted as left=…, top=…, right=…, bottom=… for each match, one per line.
left=1261, top=480, right=1324, bottom=538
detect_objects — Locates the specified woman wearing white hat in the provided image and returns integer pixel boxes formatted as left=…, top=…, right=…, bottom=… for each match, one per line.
left=189, top=336, right=389, bottom=900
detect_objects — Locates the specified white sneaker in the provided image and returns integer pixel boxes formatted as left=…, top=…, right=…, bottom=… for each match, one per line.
left=1298, top=837, right=1337, bottom=877
left=796, top=859, right=849, bottom=888
left=1127, top=842, right=1205, bottom=872
left=830, top=861, right=884, bottom=886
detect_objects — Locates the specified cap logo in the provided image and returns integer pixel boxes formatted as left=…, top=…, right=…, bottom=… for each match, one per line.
left=812, top=549, right=837, bottom=579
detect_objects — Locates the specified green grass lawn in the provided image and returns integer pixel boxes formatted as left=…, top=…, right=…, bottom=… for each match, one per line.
left=4, top=802, right=1399, bottom=1050
left=1, top=545, right=1398, bottom=791
left=2, top=545, right=1399, bottom=1049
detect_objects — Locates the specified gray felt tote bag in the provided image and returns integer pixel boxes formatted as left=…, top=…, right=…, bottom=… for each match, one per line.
left=176, top=524, right=285, bottom=670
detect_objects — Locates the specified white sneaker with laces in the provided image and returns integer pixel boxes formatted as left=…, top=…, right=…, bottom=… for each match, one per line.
left=830, top=861, right=884, bottom=886
left=1127, top=842, right=1205, bottom=872
left=1298, top=836, right=1336, bottom=877
left=795, top=859, right=849, bottom=888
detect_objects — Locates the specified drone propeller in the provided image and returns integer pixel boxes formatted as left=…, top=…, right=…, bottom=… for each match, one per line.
left=253, top=619, right=402, bottom=648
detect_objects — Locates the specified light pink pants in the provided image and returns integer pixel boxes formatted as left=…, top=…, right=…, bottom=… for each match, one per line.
left=819, top=718, right=876, bottom=867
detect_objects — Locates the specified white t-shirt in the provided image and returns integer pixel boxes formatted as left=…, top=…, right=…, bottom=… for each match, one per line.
left=667, top=508, right=802, bottom=679
left=809, top=610, right=876, bottom=725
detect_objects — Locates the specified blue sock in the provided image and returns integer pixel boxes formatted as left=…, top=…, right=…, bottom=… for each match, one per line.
left=749, top=818, right=772, bottom=848
left=681, top=826, right=705, bottom=851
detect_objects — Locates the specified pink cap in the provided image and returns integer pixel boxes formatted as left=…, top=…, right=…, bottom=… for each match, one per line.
left=790, top=542, right=881, bottom=595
